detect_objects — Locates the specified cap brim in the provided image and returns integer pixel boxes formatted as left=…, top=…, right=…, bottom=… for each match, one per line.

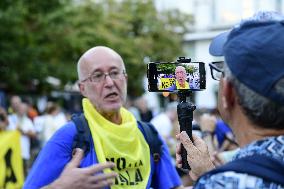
left=209, top=32, right=229, bottom=56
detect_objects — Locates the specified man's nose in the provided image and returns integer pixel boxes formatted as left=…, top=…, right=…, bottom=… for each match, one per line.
left=104, top=74, right=115, bottom=86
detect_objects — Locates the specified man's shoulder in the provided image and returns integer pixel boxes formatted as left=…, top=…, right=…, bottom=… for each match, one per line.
left=195, top=172, right=245, bottom=189
left=195, top=171, right=281, bottom=189
left=195, top=136, right=284, bottom=189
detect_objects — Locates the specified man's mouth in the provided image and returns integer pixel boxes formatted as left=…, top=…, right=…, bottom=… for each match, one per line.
left=105, top=92, right=119, bottom=99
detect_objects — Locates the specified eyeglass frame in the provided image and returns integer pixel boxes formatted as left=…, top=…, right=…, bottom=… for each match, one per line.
left=209, top=61, right=224, bottom=81
left=80, top=69, right=127, bottom=83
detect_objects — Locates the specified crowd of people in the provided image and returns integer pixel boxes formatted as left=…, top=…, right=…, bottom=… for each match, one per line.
left=0, top=91, right=238, bottom=188
left=0, top=10, right=283, bottom=189
left=0, top=95, right=68, bottom=177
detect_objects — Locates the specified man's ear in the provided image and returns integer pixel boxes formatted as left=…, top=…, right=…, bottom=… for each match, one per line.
left=78, top=83, right=87, bottom=97
left=221, top=78, right=236, bottom=109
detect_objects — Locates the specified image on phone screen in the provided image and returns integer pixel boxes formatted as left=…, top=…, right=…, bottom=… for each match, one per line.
left=147, top=62, right=206, bottom=92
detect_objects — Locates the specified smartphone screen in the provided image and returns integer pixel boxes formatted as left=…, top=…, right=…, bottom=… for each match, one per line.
left=147, top=62, right=206, bottom=92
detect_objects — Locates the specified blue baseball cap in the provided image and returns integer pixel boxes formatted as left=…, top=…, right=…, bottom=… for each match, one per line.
left=209, top=31, right=229, bottom=56
left=209, top=11, right=284, bottom=105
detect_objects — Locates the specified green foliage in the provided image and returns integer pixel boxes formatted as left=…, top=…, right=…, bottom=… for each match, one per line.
left=0, top=0, right=193, bottom=97
left=156, top=63, right=197, bottom=75
left=157, top=64, right=176, bottom=74
left=185, top=65, right=198, bottom=75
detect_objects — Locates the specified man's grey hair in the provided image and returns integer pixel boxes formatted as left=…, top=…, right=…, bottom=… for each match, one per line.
left=175, top=66, right=186, bottom=73
left=223, top=63, right=284, bottom=130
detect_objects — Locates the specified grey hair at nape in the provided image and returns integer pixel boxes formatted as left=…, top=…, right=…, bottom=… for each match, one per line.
left=223, top=63, right=284, bottom=130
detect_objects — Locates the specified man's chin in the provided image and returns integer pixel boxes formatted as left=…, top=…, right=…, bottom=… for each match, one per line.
left=102, top=103, right=122, bottom=113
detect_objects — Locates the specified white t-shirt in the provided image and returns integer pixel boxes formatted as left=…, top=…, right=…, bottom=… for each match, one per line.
left=150, top=113, right=173, bottom=139
left=8, top=114, right=35, bottom=160
left=41, top=113, right=66, bottom=145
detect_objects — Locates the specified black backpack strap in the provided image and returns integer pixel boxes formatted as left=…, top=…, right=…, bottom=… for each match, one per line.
left=199, top=154, right=284, bottom=186
left=137, top=121, right=163, bottom=163
left=71, top=113, right=91, bottom=155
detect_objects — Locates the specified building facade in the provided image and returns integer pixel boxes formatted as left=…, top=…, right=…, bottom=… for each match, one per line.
left=155, top=0, right=284, bottom=108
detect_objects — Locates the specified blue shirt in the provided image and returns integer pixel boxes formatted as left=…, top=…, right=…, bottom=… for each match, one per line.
left=24, top=121, right=181, bottom=189
left=194, top=135, right=284, bottom=189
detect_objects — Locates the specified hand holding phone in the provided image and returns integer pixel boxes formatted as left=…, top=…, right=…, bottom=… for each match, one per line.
left=147, top=57, right=206, bottom=171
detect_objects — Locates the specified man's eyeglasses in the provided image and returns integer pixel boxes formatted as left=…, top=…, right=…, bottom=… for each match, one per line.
left=209, top=61, right=224, bottom=81
left=81, top=70, right=127, bottom=83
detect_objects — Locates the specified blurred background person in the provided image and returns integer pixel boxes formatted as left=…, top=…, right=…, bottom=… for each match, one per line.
left=7, top=102, right=37, bottom=176
left=150, top=102, right=178, bottom=143
left=39, top=102, right=67, bottom=146
left=0, top=107, right=9, bottom=131
left=199, top=111, right=239, bottom=165
left=125, top=96, right=141, bottom=121
left=135, top=96, right=154, bottom=122
left=8, top=95, right=22, bottom=114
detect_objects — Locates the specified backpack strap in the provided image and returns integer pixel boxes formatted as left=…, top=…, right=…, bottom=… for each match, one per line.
left=71, top=113, right=91, bottom=155
left=137, top=121, right=163, bottom=163
left=71, top=114, right=163, bottom=163
left=199, top=154, right=284, bottom=186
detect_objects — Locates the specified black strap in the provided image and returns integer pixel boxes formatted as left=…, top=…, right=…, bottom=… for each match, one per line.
left=137, top=121, right=163, bottom=188
left=71, top=113, right=91, bottom=155
left=137, top=121, right=163, bottom=163
left=199, top=154, right=284, bottom=186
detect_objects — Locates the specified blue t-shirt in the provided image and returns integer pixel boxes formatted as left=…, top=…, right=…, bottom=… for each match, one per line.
left=24, top=121, right=181, bottom=189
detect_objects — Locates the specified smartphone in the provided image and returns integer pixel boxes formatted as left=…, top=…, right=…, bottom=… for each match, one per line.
left=147, top=62, right=206, bottom=92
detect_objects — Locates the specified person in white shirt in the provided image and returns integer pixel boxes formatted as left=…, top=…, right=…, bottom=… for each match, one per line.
left=150, top=102, right=178, bottom=141
left=8, top=102, right=36, bottom=175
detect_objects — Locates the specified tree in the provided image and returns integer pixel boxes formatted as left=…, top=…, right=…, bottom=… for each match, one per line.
left=0, top=0, right=74, bottom=94
left=0, top=0, right=193, bottom=97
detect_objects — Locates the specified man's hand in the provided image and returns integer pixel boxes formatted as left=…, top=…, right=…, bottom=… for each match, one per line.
left=176, top=132, right=215, bottom=181
left=43, top=148, right=118, bottom=189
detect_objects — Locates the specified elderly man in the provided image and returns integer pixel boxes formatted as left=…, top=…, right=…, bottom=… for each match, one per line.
left=176, top=11, right=284, bottom=188
left=24, top=46, right=182, bottom=189
left=167, top=66, right=189, bottom=90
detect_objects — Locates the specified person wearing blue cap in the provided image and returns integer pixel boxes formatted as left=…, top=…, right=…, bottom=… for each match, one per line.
left=176, top=11, right=284, bottom=188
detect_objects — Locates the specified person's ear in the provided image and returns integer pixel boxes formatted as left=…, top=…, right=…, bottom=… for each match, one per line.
left=221, top=78, right=236, bottom=110
left=78, top=83, right=87, bottom=97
